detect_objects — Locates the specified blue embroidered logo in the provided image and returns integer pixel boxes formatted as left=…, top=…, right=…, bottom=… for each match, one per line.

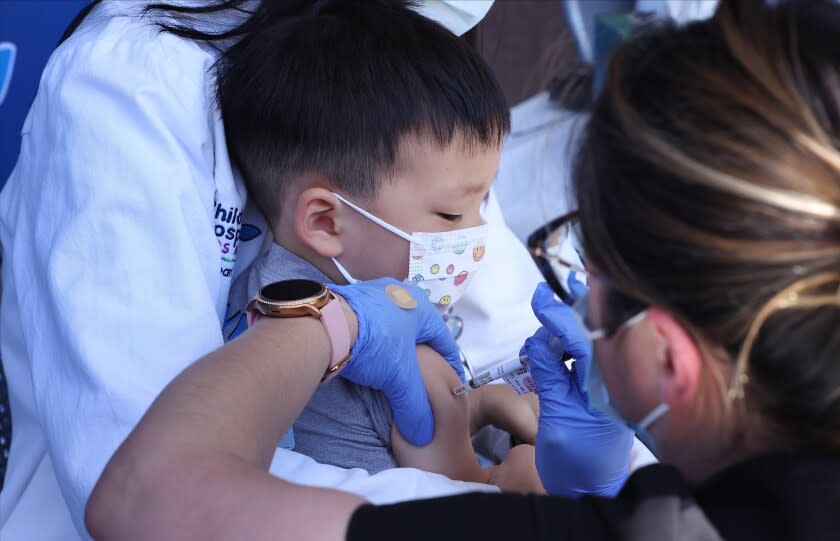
left=222, top=304, right=248, bottom=342
left=0, top=42, right=16, bottom=106
left=240, top=223, right=262, bottom=242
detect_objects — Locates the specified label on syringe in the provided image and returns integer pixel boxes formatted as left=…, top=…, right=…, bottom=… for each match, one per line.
left=453, top=355, right=535, bottom=396
left=502, top=363, right=536, bottom=395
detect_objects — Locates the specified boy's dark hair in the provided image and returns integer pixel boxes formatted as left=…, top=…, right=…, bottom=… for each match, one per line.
left=215, top=0, right=510, bottom=223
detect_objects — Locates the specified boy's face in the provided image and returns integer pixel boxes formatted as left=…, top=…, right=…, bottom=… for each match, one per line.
left=337, top=133, right=500, bottom=282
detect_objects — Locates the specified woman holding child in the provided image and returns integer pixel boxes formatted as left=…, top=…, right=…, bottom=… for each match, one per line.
left=0, top=1, right=523, bottom=540
left=87, top=0, right=840, bottom=539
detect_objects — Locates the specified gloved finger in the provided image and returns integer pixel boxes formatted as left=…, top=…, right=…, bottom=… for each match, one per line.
left=385, top=357, right=435, bottom=446
left=520, top=328, right=566, bottom=363
left=423, top=328, right=464, bottom=382
left=401, top=283, right=464, bottom=381
left=329, top=282, right=377, bottom=358
left=567, top=271, right=589, bottom=302
left=519, top=325, right=550, bottom=358
left=569, top=358, right=589, bottom=401
left=571, top=355, right=621, bottom=420
left=522, top=327, right=572, bottom=395
left=530, top=283, right=590, bottom=360
left=548, top=335, right=566, bottom=356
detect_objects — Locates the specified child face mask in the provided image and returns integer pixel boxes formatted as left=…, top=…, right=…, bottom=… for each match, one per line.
left=331, top=192, right=488, bottom=308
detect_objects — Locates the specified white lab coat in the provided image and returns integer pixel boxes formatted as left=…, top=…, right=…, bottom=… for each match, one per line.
left=494, top=91, right=587, bottom=244
left=0, top=1, right=505, bottom=539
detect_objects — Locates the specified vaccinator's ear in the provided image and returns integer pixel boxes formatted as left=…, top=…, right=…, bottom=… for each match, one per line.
left=294, top=187, right=346, bottom=258
left=646, top=307, right=703, bottom=407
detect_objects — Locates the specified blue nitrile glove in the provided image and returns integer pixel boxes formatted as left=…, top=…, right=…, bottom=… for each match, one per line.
left=331, top=278, right=463, bottom=446
left=523, top=282, right=634, bottom=497
left=567, top=271, right=588, bottom=303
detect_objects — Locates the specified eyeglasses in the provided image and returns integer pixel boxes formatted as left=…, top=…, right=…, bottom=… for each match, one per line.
left=528, top=211, right=648, bottom=335
left=527, top=211, right=587, bottom=304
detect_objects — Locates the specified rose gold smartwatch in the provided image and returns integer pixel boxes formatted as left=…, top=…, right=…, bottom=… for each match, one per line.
left=246, top=279, right=352, bottom=382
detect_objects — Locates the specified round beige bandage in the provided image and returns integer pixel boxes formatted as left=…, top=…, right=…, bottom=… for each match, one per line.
left=385, top=284, right=417, bottom=309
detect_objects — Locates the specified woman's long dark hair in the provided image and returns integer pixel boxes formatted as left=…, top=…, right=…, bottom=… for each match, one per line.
left=59, top=0, right=332, bottom=48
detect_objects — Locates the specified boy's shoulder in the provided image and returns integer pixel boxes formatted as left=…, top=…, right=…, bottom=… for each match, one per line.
left=226, top=243, right=332, bottom=337
left=251, top=243, right=332, bottom=286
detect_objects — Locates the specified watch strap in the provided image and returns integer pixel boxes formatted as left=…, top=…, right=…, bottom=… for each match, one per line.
left=318, top=294, right=352, bottom=382
left=246, top=301, right=259, bottom=328
left=245, top=292, right=352, bottom=383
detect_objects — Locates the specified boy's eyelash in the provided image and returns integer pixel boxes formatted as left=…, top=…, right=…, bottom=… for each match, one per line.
left=438, top=213, right=462, bottom=223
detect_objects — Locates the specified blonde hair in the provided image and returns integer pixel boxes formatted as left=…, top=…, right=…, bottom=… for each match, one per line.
left=574, top=0, right=840, bottom=451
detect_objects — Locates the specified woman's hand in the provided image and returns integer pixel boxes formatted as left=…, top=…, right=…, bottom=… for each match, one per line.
left=523, top=283, right=633, bottom=498
left=331, top=278, right=462, bottom=446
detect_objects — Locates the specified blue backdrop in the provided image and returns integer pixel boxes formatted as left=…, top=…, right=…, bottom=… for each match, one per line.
left=0, top=1, right=88, bottom=187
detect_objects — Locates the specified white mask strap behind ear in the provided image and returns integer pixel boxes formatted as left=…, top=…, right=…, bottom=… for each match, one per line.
left=332, top=192, right=414, bottom=242
left=637, top=403, right=670, bottom=431
left=331, top=257, right=358, bottom=284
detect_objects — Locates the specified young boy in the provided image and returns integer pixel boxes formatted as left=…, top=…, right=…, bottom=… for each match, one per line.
left=221, top=0, right=536, bottom=481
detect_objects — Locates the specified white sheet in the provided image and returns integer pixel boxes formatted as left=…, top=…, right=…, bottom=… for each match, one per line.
left=271, top=436, right=655, bottom=505
left=269, top=448, right=500, bottom=504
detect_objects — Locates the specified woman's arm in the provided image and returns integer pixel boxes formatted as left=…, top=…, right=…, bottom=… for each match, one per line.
left=86, top=310, right=365, bottom=541
left=86, top=279, right=462, bottom=540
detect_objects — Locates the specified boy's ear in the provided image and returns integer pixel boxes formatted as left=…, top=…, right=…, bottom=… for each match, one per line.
left=646, top=307, right=703, bottom=408
left=294, top=187, right=345, bottom=258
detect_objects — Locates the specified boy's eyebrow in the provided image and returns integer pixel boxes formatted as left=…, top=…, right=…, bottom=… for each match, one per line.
left=461, top=181, right=490, bottom=197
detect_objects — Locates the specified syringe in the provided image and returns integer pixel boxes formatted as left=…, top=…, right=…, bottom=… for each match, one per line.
left=452, top=355, right=530, bottom=396
left=452, top=338, right=571, bottom=396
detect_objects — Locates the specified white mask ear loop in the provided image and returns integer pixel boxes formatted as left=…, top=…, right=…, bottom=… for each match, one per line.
left=332, top=257, right=358, bottom=284
left=627, top=310, right=669, bottom=431
left=637, top=403, right=670, bottom=431
left=332, top=192, right=414, bottom=242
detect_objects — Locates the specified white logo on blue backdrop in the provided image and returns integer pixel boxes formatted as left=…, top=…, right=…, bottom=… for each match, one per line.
left=0, top=42, right=17, bottom=106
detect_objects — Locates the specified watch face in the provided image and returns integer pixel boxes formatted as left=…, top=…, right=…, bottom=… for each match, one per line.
left=260, top=279, right=325, bottom=302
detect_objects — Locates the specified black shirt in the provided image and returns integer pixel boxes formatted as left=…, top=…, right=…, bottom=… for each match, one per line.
left=347, top=453, right=840, bottom=541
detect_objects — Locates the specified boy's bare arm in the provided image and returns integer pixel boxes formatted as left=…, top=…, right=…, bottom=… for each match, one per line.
left=488, top=444, right=546, bottom=494
left=469, top=385, right=539, bottom=445
left=390, top=345, right=489, bottom=484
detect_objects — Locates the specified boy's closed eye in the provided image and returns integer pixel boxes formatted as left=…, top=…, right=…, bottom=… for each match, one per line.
left=437, top=212, right=462, bottom=223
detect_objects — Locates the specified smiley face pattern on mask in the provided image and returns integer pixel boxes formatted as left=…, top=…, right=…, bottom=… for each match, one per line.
left=329, top=192, right=489, bottom=306
left=408, top=224, right=488, bottom=307
left=473, top=245, right=486, bottom=261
